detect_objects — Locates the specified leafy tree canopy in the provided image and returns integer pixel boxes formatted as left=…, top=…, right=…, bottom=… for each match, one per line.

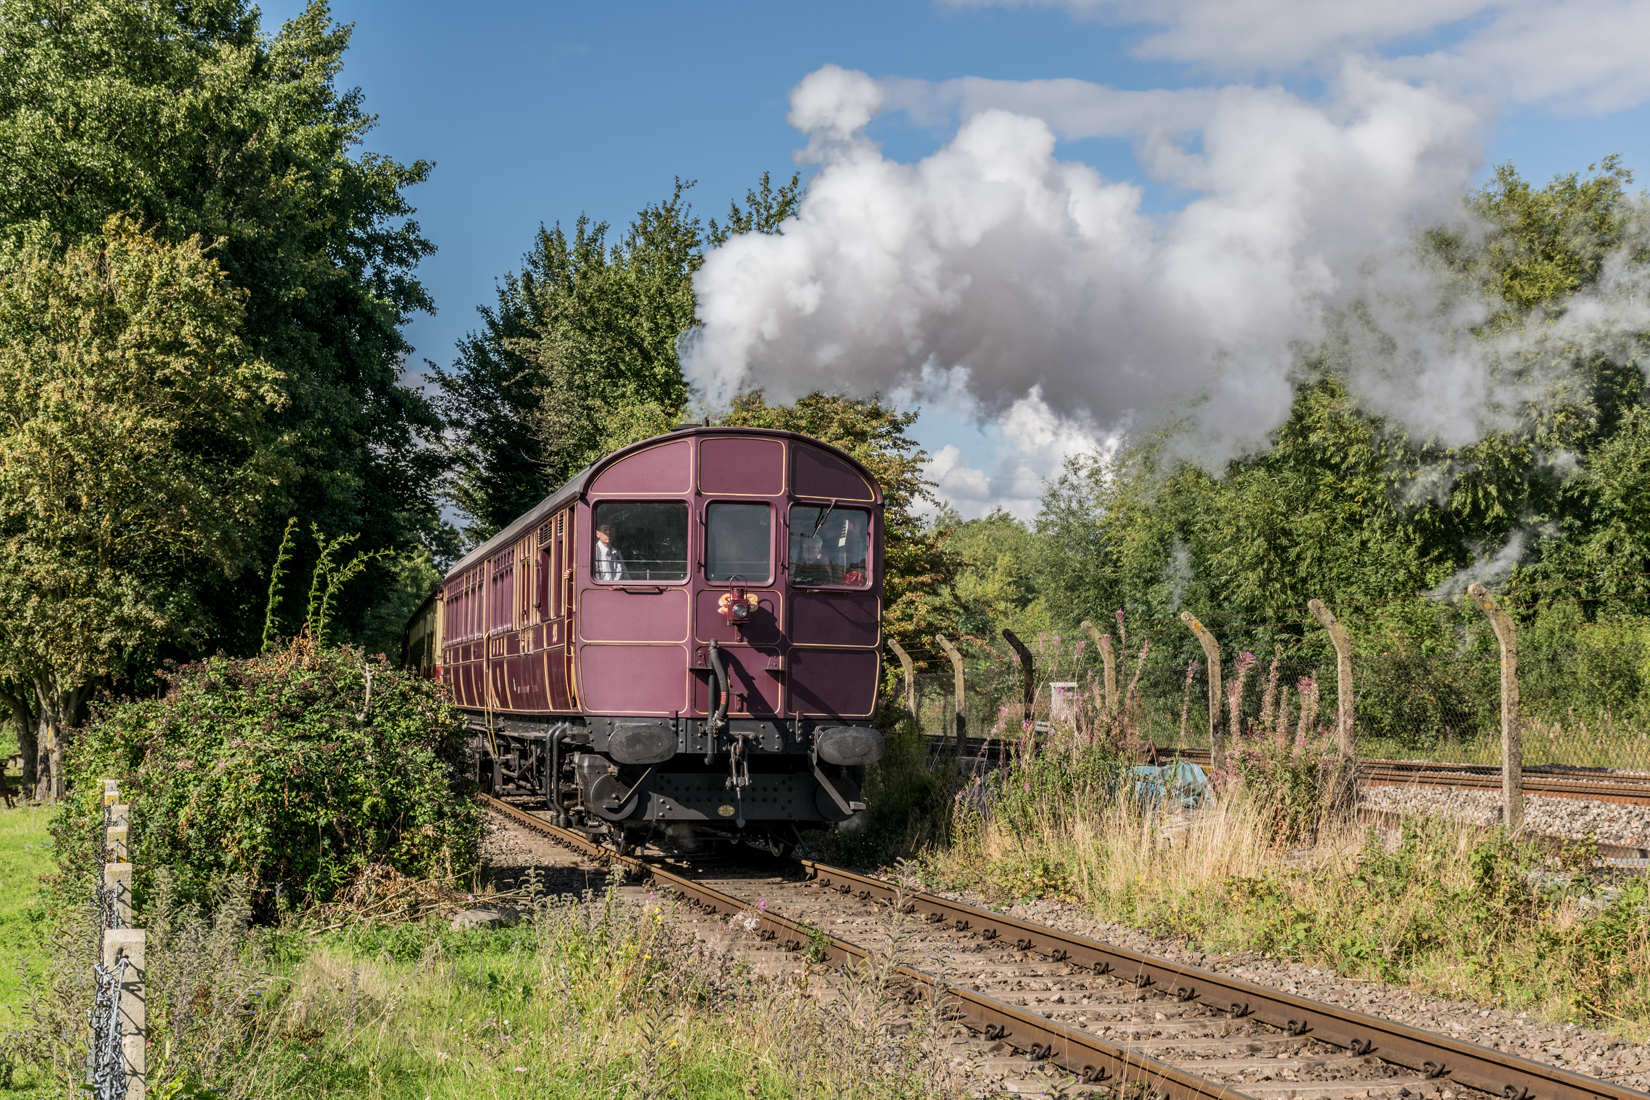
left=0, top=216, right=282, bottom=791
left=0, top=0, right=449, bottom=658
left=435, top=174, right=801, bottom=542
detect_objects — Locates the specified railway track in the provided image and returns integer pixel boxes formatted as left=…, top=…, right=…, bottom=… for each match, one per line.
left=482, top=792, right=1645, bottom=1100
left=1163, top=749, right=1650, bottom=808
left=923, top=736, right=1650, bottom=807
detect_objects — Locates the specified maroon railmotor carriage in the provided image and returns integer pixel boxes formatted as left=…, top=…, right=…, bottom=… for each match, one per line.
left=403, top=425, right=888, bottom=852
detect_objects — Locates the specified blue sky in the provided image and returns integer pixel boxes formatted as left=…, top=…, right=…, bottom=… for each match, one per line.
left=259, top=0, right=1650, bottom=521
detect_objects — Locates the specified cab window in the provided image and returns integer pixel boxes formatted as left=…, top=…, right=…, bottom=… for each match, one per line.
left=789, top=505, right=870, bottom=587
left=591, top=501, right=688, bottom=582
left=706, top=502, right=771, bottom=583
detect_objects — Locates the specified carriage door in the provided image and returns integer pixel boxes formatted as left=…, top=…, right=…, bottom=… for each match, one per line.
left=542, top=509, right=579, bottom=710
left=507, top=534, right=546, bottom=709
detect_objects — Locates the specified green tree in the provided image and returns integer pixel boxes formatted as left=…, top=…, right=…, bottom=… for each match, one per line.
left=0, top=0, right=448, bottom=653
left=1435, top=155, right=1636, bottom=322
left=437, top=174, right=802, bottom=541
left=522, top=191, right=701, bottom=486
left=430, top=244, right=560, bottom=544
left=0, top=217, right=282, bottom=795
left=936, top=505, right=1047, bottom=639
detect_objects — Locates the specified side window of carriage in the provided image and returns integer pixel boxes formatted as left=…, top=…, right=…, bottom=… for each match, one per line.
left=591, top=501, right=689, bottom=583
left=705, top=502, right=772, bottom=584
left=789, top=505, right=870, bottom=587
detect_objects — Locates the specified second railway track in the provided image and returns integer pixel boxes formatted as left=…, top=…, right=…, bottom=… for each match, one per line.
left=482, top=793, right=1646, bottom=1100
left=925, top=736, right=1650, bottom=809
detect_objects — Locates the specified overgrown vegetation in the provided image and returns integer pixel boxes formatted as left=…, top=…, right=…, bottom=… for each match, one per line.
left=820, top=709, right=953, bottom=866
left=910, top=731, right=1650, bottom=1030
left=53, top=638, right=480, bottom=914
left=7, top=874, right=962, bottom=1099
left=0, top=0, right=456, bottom=670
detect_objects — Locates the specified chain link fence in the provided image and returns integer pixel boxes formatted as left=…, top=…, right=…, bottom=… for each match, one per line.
left=894, top=586, right=1650, bottom=774
left=87, top=781, right=143, bottom=1100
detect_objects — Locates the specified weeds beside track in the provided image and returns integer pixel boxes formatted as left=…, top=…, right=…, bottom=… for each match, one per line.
left=483, top=794, right=1650, bottom=1100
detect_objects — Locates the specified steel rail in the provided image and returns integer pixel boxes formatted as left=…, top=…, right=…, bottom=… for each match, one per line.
left=927, top=736, right=1650, bottom=806
left=924, top=732, right=1650, bottom=808
left=796, top=857, right=1650, bottom=1100
left=479, top=794, right=1248, bottom=1100
left=1160, top=748, right=1650, bottom=807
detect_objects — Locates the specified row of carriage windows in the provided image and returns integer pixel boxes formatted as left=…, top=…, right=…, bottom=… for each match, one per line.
left=592, top=501, right=869, bottom=588
left=445, top=501, right=871, bottom=642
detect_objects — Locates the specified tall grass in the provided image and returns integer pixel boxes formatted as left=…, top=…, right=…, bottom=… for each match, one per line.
left=5, top=872, right=964, bottom=1098
left=921, top=740, right=1650, bottom=1033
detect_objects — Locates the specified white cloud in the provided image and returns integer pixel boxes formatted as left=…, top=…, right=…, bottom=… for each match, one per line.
left=967, top=0, right=1491, bottom=70
left=924, top=445, right=993, bottom=505
left=787, top=64, right=885, bottom=158
left=1399, top=1, right=1650, bottom=112
left=917, top=390, right=1105, bottom=521
left=944, top=0, right=1650, bottom=111
left=684, top=62, right=1486, bottom=476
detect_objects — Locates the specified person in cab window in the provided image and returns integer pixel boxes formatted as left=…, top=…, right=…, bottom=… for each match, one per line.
left=792, top=535, right=841, bottom=586
left=595, top=523, right=631, bottom=581
left=831, top=514, right=871, bottom=583
left=831, top=515, right=866, bottom=586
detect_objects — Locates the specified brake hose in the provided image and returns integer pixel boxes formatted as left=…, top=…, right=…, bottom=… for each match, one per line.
left=705, top=640, right=730, bottom=763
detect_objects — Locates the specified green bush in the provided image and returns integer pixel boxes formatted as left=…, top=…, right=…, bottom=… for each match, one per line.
left=54, top=640, right=481, bottom=915
left=816, top=707, right=951, bottom=865
left=988, top=744, right=1126, bottom=836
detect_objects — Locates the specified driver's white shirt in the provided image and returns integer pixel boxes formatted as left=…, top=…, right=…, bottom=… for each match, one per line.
left=595, top=540, right=631, bottom=581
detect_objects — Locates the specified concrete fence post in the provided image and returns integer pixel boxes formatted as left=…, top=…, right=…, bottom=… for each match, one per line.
left=1001, top=629, right=1035, bottom=727
left=1308, top=599, right=1359, bottom=813
left=1306, top=600, right=1355, bottom=760
left=1179, top=612, right=1225, bottom=772
left=1080, top=620, right=1117, bottom=712
left=1469, top=582, right=1523, bottom=833
left=104, top=864, right=132, bottom=928
left=103, top=929, right=146, bottom=1100
left=934, top=635, right=968, bottom=754
left=106, top=825, right=129, bottom=865
left=886, top=639, right=918, bottom=725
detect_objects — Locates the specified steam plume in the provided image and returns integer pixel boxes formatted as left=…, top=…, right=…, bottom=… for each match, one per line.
left=684, top=63, right=1487, bottom=467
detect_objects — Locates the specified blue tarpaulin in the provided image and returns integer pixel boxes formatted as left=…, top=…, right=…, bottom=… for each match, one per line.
left=1131, top=759, right=1210, bottom=807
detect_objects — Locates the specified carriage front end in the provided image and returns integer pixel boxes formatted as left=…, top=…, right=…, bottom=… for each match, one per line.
left=426, top=426, right=888, bottom=853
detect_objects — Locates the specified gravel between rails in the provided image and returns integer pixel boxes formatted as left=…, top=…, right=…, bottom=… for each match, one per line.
left=693, top=866, right=1465, bottom=1100
left=909, top=883, right=1650, bottom=1092
left=482, top=804, right=1650, bottom=1098
left=1360, top=786, right=1650, bottom=848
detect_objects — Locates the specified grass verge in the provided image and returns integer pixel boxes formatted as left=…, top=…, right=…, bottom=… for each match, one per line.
left=918, top=765, right=1650, bottom=1035
left=0, top=807, right=49, bottom=1017
left=6, top=873, right=962, bottom=1099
